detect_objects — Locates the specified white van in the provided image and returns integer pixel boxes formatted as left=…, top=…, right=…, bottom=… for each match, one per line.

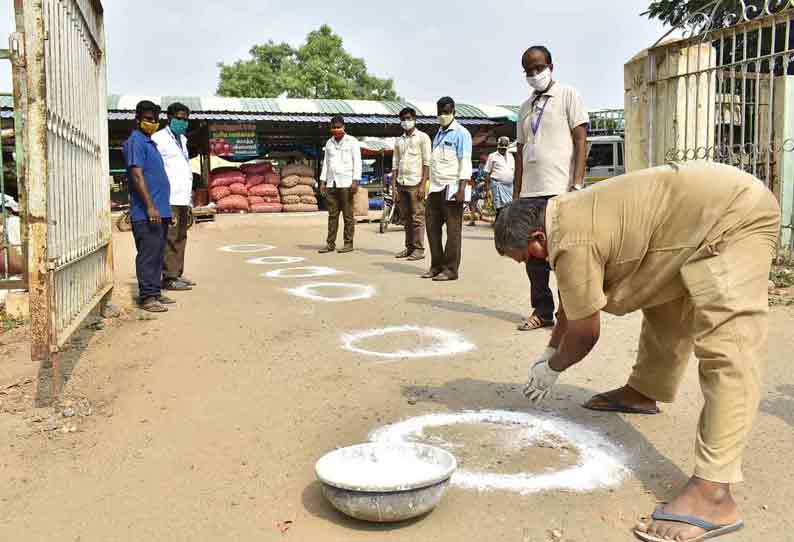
left=586, top=135, right=625, bottom=185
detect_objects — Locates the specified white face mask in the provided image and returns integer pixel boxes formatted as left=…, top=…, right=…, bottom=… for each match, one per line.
left=526, top=68, right=552, bottom=92
left=438, top=113, right=454, bottom=128
left=401, top=119, right=416, bottom=131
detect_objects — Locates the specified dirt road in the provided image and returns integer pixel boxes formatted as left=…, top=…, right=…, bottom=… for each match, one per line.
left=1, top=213, right=792, bottom=541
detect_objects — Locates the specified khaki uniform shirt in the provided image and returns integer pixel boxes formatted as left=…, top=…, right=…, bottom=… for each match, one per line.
left=547, top=161, right=774, bottom=320
left=394, top=129, right=432, bottom=186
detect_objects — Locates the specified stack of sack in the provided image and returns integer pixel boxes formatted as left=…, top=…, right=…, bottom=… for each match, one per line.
left=241, top=162, right=282, bottom=213
left=208, top=164, right=283, bottom=213
left=279, top=163, right=319, bottom=213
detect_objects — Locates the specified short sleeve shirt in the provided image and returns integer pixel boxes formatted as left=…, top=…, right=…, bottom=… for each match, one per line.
left=546, top=161, right=773, bottom=320
left=394, top=129, right=432, bottom=186
left=517, top=82, right=589, bottom=197
left=122, top=130, right=172, bottom=221
left=484, top=151, right=515, bottom=183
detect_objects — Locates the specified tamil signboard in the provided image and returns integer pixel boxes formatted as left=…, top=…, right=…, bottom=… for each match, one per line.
left=209, top=123, right=260, bottom=159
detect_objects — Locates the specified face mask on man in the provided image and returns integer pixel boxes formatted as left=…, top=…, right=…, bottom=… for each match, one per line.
left=169, top=118, right=189, bottom=136
left=139, top=119, right=159, bottom=136
left=331, top=127, right=345, bottom=140
left=526, top=68, right=552, bottom=92
left=438, top=113, right=454, bottom=128
left=401, top=119, right=416, bottom=131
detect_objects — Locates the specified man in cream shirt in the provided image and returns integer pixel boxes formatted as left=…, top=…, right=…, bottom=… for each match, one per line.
left=392, top=107, right=431, bottom=261
left=423, top=96, right=473, bottom=282
left=513, top=45, right=589, bottom=331
left=152, top=102, right=195, bottom=291
left=319, top=115, right=362, bottom=253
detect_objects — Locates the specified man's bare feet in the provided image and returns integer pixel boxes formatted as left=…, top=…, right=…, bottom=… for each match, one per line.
left=635, top=477, right=741, bottom=541
left=584, top=385, right=660, bottom=414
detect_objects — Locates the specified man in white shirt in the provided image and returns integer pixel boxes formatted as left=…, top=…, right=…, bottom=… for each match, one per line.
left=152, top=102, right=195, bottom=291
left=392, top=107, right=431, bottom=261
left=483, top=136, right=515, bottom=222
left=513, top=45, right=589, bottom=331
left=423, top=96, right=473, bottom=282
left=319, top=115, right=362, bottom=254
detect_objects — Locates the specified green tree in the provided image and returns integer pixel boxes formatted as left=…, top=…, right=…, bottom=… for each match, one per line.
left=217, top=25, right=398, bottom=100
left=643, top=0, right=771, bottom=27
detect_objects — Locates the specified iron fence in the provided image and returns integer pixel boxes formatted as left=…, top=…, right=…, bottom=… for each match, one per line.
left=14, top=0, right=112, bottom=361
left=647, top=0, right=794, bottom=257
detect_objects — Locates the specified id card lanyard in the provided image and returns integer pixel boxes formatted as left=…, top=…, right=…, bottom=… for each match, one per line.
left=170, top=128, right=189, bottom=163
left=526, top=93, right=550, bottom=163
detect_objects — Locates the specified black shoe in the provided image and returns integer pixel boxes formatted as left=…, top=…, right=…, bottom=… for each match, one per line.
left=337, top=246, right=354, bottom=254
left=432, top=271, right=459, bottom=282
left=162, top=279, right=192, bottom=291
left=395, top=249, right=412, bottom=259
left=421, top=270, right=441, bottom=279
left=407, top=251, right=425, bottom=261
left=318, top=246, right=335, bottom=254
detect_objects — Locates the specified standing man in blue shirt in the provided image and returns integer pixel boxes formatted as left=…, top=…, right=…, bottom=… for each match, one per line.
left=122, top=101, right=174, bottom=313
left=423, top=97, right=473, bottom=282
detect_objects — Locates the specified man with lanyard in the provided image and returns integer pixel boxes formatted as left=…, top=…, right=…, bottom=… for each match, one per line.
left=423, top=96, right=472, bottom=282
left=152, top=103, right=195, bottom=291
left=122, top=101, right=174, bottom=313
left=494, top=161, right=780, bottom=542
left=482, top=136, right=515, bottom=223
left=513, top=45, right=589, bottom=332
left=319, top=115, right=362, bottom=254
left=392, top=107, right=431, bottom=261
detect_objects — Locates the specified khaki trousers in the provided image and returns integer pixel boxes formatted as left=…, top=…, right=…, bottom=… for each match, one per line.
left=163, top=205, right=189, bottom=280
left=425, top=190, right=463, bottom=277
left=326, top=187, right=354, bottom=248
left=628, top=188, right=780, bottom=484
left=397, top=184, right=425, bottom=252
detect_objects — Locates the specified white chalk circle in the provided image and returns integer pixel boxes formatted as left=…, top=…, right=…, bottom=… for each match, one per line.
left=341, top=325, right=475, bottom=360
left=246, top=256, right=306, bottom=265
left=287, top=282, right=376, bottom=302
left=219, top=244, right=276, bottom=253
left=263, top=266, right=342, bottom=279
left=370, top=410, right=630, bottom=495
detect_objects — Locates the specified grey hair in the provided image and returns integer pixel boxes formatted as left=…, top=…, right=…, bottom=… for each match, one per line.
left=494, top=199, right=548, bottom=255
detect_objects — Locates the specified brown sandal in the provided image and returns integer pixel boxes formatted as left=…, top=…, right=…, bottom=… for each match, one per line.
left=517, top=315, right=554, bottom=331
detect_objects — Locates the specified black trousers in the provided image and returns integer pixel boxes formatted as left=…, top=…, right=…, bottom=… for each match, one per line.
left=425, top=190, right=463, bottom=277
left=522, top=196, right=555, bottom=322
left=132, top=220, right=169, bottom=301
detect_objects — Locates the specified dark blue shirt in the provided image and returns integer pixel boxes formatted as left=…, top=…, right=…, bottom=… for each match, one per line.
left=122, top=129, right=172, bottom=221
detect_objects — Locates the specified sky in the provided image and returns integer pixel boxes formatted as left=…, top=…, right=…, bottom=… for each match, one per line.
left=0, top=1, right=668, bottom=109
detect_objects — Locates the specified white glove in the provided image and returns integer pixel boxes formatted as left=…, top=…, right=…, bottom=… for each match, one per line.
left=523, top=347, right=561, bottom=404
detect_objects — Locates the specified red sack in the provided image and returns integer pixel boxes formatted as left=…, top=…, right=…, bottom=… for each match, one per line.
left=211, top=167, right=240, bottom=177
left=216, top=195, right=249, bottom=212
left=249, top=184, right=279, bottom=197
left=264, top=172, right=281, bottom=186
left=241, top=162, right=273, bottom=175
left=229, top=182, right=249, bottom=196
left=210, top=186, right=232, bottom=202
left=250, top=202, right=283, bottom=213
left=248, top=196, right=266, bottom=205
left=262, top=195, right=281, bottom=204
left=209, top=172, right=245, bottom=188
left=245, top=174, right=266, bottom=188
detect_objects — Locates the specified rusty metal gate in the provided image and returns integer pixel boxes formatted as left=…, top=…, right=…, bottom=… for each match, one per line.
left=644, top=0, right=794, bottom=257
left=13, top=0, right=112, bottom=362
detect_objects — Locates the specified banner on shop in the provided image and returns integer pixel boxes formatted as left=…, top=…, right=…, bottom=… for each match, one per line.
left=209, top=123, right=260, bottom=158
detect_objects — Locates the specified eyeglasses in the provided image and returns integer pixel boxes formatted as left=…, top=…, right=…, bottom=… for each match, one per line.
left=524, top=64, right=549, bottom=77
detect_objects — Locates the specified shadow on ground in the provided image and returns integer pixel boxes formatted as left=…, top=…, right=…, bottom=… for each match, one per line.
left=302, top=481, right=428, bottom=531
left=761, top=384, right=794, bottom=428
left=35, top=321, right=101, bottom=407
left=398, top=378, right=690, bottom=503
left=406, top=296, right=524, bottom=324
left=373, top=262, right=424, bottom=276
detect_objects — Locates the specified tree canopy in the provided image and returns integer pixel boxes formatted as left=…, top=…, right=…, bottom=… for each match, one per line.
left=217, top=25, right=399, bottom=101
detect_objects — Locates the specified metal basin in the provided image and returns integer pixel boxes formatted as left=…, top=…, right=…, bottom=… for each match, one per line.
left=315, top=442, right=457, bottom=523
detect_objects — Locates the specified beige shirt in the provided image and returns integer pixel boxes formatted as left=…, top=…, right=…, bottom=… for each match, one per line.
left=517, top=82, right=589, bottom=197
left=484, top=151, right=515, bottom=183
left=547, top=161, right=776, bottom=320
left=393, top=129, right=432, bottom=186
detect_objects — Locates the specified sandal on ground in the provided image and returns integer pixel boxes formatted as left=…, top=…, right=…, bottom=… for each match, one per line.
left=140, top=297, right=167, bottom=313
left=585, top=393, right=660, bottom=415
left=634, top=506, right=744, bottom=541
left=517, top=315, right=554, bottom=331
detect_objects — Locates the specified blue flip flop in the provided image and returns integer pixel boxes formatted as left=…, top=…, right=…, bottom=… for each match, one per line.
left=634, top=506, right=744, bottom=541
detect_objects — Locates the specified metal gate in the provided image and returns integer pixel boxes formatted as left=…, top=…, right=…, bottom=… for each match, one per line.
left=13, top=0, right=112, bottom=362
left=645, top=0, right=794, bottom=257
